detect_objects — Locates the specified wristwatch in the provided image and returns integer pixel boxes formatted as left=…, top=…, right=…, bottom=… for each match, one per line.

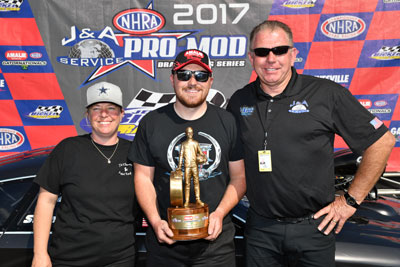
left=344, top=192, right=360, bottom=209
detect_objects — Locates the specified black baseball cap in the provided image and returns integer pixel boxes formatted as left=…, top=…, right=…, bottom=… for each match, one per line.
left=172, top=49, right=212, bottom=73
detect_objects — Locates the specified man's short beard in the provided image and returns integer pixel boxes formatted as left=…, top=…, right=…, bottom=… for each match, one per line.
left=178, top=98, right=204, bottom=108
left=175, top=88, right=207, bottom=108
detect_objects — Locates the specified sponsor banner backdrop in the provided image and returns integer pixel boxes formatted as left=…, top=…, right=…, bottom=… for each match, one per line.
left=0, top=0, right=399, bottom=171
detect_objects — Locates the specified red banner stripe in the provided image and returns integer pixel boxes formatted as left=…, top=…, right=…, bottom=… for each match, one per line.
left=0, top=18, right=44, bottom=46
left=305, top=41, right=363, bottom=69
left=322, top=0, right=378, bottom=14
left=367, top=11, right=400, bottom=40
left=4, top=73, right=64, bottom=100
left=24, top=125, right=77, bottom=149
left=267, top=14, right=320, bottom=43
left=0, top=100, right=23, bottom=126
left=350, top=67, right=400, bottom=95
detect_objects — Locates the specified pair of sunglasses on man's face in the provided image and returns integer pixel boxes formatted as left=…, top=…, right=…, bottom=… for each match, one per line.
left=251, top=45, right=292, bottom=57
left=173, top=70, right=212, bottom=82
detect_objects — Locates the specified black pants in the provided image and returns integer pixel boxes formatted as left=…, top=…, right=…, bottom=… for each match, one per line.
left=145, top=222, right=236, bottom=267
left=53, top=255, right=135, bottom=267
left=245, top=208, right=335, bottom=267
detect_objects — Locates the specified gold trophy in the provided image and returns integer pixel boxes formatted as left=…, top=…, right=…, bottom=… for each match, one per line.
left=168, top=127, right=209, bottom=240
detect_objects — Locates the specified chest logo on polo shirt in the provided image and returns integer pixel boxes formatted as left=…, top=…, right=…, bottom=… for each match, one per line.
left=240, top=106, right=255, bottom=116
left=288, top=100, right=309, bottom=113
left=167, top=131, right=222, bottom=181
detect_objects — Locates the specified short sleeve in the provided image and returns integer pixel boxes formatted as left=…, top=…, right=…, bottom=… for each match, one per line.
left=128, top=116, right=155, bottom=166
left=34, top=142, right=65, bottom=195
left=332, top=87, right=388, bottom=154
left=229, top=116, right=244, bottom=162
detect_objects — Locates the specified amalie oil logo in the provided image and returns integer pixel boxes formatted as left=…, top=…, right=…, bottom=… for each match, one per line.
left=0, top=128, right=25, bottom=150
left=321, top=15, right=366, bottom=39
left=5, top=50, right=28, bottom=60
left=358, top=99, right=372, bottom=109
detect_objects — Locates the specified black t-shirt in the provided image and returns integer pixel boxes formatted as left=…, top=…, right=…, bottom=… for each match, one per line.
left=34, top=134, right=136, bottom=266
left=227, top=68, right=388, bottom=218
left=128, top=103, right=243, bottom=223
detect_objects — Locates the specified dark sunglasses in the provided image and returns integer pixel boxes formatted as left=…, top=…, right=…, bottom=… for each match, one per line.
left=172, top=70, right=211, bottom=82
left=251, top=46, right=292, bottom=57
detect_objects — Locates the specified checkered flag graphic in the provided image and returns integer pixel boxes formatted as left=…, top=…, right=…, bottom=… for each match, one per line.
left=36, top=105, right=64, bottom=115
left=380, top=46, right=400, bottom=53
left=0, top=0, right=24, bottom=9
left=127, top=88, right=226, bottom=109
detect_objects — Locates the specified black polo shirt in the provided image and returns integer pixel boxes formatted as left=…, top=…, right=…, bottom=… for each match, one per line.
left=227, top=67, right=388, bottom=218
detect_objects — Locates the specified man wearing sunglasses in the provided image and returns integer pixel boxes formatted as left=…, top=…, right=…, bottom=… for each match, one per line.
left=227, top=20, right=395, bottom=267
left=129, top=49, right=246, bottom=266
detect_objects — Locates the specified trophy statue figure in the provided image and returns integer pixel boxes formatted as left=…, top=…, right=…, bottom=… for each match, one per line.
left=168, top=127, right=209, bottom=240
left=178, top=127, right=207, bottom=207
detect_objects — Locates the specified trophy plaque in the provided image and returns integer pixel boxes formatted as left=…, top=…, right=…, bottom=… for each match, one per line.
left=167, top=127, right=209, bottom=240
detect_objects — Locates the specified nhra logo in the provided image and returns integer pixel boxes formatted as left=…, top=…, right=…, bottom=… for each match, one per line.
left=359, top=99, right=372, bottom=109
left=282, top=0, right=317, bottom=8
left=5, top=51, right=27, bottom=60
left=374, top=100, right=388, bottom=107
left=113, top=9, right=165, bottom=34
left=30, top=52, right=43, bottom=59
left=0, top=128, right=24, bottom=150
left=321, top=15, right=366, bottom=39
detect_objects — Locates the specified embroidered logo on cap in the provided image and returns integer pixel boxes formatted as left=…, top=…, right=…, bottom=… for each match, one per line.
left=98, top=85, right=109, bottom=95
left=184, top=50, right=204, bottom=60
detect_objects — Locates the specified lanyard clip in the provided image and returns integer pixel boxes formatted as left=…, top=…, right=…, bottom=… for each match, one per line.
left=263, top=132, right=267, bottom=150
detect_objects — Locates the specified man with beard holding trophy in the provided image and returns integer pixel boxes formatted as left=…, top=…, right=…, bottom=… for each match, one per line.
left=129, top=49, right=246, bottom=266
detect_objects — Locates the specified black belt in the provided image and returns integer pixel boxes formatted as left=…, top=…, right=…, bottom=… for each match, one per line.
left=275, top=214, right=314, bottom=223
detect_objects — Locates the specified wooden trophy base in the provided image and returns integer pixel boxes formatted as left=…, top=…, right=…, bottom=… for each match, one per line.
left=168, top=203, right=209, bottom=241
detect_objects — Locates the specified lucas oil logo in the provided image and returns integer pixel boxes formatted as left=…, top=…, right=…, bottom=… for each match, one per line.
left=321, top=15, right=366, bottom=39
